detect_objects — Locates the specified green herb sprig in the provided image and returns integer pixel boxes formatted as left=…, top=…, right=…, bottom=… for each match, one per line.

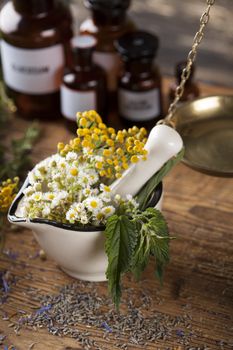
left=105, top=149, right=184, bottom=309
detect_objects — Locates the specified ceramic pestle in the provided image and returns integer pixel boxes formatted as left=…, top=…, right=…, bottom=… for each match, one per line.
left=110, top=124, right=183, bottom=197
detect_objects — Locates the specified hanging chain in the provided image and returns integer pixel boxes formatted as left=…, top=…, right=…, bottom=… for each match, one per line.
left=158, top=0, right=215, bottom=128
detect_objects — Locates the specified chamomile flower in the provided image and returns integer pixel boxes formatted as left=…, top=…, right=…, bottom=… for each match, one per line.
left=75, top=202, right=85, bottom=213
left=23, top=186, right=34, bottom=197
left=66, top=208, right=78, bottom=223
left=84, top=196, right=103, bottom=213
left=100, top=194, right=111, bottom=203
left=101, top=206, right=115, bottom=218
left=66, top=151, right=78, bottom=162
left=100, top=184, right=111, bottom=193
left=31, top=192, right=42, bottom=202
left=80, top=214, right=88, bottom=225
left=44, top=192, right=55, bottom=201
left=83, top=187, right=93, bottom=197
left=87, top=170, right=99, bottom=185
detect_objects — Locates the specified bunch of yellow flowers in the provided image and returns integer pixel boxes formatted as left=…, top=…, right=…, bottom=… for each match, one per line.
left=57, top=110, right=148, bottom=180
left=0, top=177, right=19, bottom=213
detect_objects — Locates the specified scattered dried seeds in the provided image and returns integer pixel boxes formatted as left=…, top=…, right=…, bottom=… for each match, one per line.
left=14, top=281, right=200, bottom=349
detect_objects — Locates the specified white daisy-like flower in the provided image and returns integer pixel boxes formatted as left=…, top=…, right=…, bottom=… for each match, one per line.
left=87, top=170, right=99, bottom=185
left=44, top=192, right=55, bottom=201
left=75, top=202, right=85, bottom=213
left=23, top=186, right=34, bottom=197
left=101, top=206, right=115, bottom=218
left=80, top=214, right=88, bottom=225
left=83, top=187, right=93, bottom=197
left=31, top=192, right=42, bottom=202
left=57, top=158, right=68, bottom=170
left=66, top=208, right=78, bottom=223
left=100, top=183, right=111, bottom=194
left=99, top=193, right=111, bottom=203
left=47, top=154, right=61, bottom=166
left=66, top=151, right=78, bottom=162
left=84, top=196, right=103, bottom=213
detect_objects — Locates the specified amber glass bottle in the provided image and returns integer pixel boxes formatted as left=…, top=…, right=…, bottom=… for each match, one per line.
left=115, top=31, right=162, bottom=129
left=0, top=0, right=73, bottom=119
left=169, top=61, right=200, bottom=105
left=61, top=35, right=107, bottom=133
left=80, top=0, right=135, bottom=94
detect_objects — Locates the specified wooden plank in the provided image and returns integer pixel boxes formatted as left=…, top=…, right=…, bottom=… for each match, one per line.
left=1, top=78, right=233, bottom=350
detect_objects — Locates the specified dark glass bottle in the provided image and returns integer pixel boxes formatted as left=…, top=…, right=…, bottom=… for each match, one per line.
left=61, top=35, right=107, bottom=133
left=115, top=31, right=163, bottom=129
left=169, top=61, right=200, bottom=105
left=0, top=0, right=73, bottom=120
left=80, top=0, right=135, bottom=94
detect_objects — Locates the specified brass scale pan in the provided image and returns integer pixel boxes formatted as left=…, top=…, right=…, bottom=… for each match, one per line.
left=172, top=95, right=233, bottom=177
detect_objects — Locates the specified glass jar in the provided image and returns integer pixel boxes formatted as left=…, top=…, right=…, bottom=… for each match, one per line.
left=80, top=0, right=135, bottom=94
left=0, top=0, right=73, bottom=120
left=115, top=31, right=163, bottom=129
left=168, top=61, right=200, bottom=106
left=61, top=35, right=107, bottom=133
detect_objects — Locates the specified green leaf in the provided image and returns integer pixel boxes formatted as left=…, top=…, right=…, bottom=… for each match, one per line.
left=147, top=209, right=170, bottom=283
left=136, top=148, right=185, bottom=211
left=131, top=208, right=170, bottom=284
left=131, top=226, right=150, bottom=281
left=105, top=215, right=137, bottom=309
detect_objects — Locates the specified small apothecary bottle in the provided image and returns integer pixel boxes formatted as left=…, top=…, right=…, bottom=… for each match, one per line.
left=168, top=61, right=200, bottom=105
left=61, top=35, right=107, bottom=133
left=115, top=31, right=162, bottom=128
left=80, top=0, right=135, bottom=94
left=0, top=0, right=73, bottom=119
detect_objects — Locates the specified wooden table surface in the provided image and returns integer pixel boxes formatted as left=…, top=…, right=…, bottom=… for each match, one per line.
left=1, top=79, right=233, bottom=350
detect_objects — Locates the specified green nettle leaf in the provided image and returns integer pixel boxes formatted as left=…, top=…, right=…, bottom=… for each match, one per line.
left=146, top=208, right=170, bottom=283
left=104, top=148, right=183, bottom=308
left=105, top=215, right=137, bottom=309
left=136, top=148, right=185, bottom=211
left=131, top=227, right=150, bottom=281
left=132, top=208, right=170, bottom=284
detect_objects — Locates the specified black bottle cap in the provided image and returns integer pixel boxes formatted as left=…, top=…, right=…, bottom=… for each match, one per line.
left=84, top=0, right=131, bottom=13
left=176, top=61, right=195, bottom=83
left=115, top=31, right=159, bottom=61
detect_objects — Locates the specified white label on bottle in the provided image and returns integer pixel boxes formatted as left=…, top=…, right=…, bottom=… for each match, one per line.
left=61, top=85, right=97, bottom=121
left=93, top=51, right=121, bottom=92
left=118, top=88, right=160, bottom=121
left=0, top=40, right=65, bottom=94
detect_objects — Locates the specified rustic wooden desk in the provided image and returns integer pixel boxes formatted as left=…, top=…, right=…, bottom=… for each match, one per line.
left=1, top=79, right=233, bottom=350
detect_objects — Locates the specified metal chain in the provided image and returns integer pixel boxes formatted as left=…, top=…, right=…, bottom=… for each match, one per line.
left=158, top=0, right=215, bottom=128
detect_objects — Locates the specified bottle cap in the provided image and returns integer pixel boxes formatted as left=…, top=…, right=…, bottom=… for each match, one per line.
left=71, top=35, right=97, bottom=50
left=84, top=0, right=131, bottom=14
left=115, top=31, right=159, bottom=61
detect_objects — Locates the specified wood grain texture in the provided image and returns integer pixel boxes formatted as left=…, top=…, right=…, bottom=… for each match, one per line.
left=0, top=79, right=233, bottom=350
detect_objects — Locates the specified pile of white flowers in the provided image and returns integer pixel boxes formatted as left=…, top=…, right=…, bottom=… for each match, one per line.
left=20, top=110, right=148, bottom=226
left=21, top=151, right=138, bottom=226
